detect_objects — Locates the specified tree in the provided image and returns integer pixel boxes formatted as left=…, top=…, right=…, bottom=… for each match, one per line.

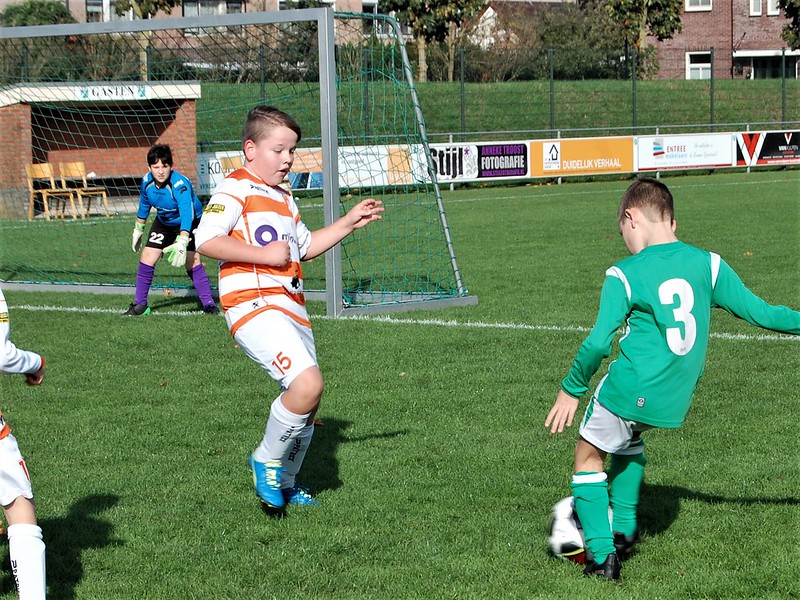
left=112, top=0, right=182, bottom=81
left=0, top=0, right=76, bottom=26
left=113, top=0, right=179, bottom=19
left=381, top=0, right=484, bottom=82
left=538, top=2, right=636, bottom=79
left=778, top=0, right=800, bottom=49
left=606, top=0, right=683, bottom=50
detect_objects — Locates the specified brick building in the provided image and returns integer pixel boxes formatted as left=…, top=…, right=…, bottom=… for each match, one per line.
left=650, top=0, right=798, bottom=79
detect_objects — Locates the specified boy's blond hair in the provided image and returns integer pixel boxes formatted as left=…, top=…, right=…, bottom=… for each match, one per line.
left=618, top=177, right=675, bottom=224
left=242, top=105, right=302, bottom=150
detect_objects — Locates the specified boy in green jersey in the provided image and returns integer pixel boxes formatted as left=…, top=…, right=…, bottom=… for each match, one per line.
left=545, top=177, right=800, bottom=581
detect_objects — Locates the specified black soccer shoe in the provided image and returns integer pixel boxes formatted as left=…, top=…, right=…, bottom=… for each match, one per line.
left=202, top=304, right=221, bottom=315
left=613, top=530, right=641, bottom=560
left=583, top=553, right=621, bottom=581
left=122, top=303, right=151, bottom=316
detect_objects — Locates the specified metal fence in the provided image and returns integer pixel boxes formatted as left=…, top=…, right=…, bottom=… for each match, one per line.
left=412, top=44, right=799, bottom=143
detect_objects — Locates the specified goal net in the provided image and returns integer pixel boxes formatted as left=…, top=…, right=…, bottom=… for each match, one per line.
left=0, top=9, right=476, bottom=316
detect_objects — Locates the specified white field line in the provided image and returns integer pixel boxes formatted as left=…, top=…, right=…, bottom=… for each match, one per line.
left=13, top=304, right=798, bottom=343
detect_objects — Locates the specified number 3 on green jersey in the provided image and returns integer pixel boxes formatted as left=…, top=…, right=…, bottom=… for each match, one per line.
left=659, top=278, right=697, bottom=356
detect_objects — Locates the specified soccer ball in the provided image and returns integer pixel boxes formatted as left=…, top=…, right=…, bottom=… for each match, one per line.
left=547, top=496, right=612, bottom=565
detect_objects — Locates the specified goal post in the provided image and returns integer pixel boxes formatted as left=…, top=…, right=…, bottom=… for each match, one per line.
left=0, top=8, right=477, bottom=316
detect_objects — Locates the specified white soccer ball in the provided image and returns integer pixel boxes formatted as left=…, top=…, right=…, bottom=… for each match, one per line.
left=547, top=496, right=612, bottom=564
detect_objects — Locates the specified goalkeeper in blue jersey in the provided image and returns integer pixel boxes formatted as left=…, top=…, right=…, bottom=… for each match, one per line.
left=545, top=177, right=800, bottom=581
left=123, top=144, right=219, bottom=316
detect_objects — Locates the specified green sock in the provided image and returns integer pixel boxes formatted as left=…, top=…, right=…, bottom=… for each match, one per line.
left=571, top=472, right=615, bottom=563
left=608, top=450, right=647, bottom=538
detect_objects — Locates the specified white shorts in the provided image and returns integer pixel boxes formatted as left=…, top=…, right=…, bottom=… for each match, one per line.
left=0, top=432, right=33, bottom=507
left=233, top=308, right=318, bottom=390
left=578, top=396, right=652, bottom=455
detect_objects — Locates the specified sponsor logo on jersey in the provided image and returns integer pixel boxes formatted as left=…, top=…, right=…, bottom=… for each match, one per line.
left=248, top=182, right=271, bottom=194
left=0, top=313, right=8, bottom=323
left=203, top=203, right=225, bottom=214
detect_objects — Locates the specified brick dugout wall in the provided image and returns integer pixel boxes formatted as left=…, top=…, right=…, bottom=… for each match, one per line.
left=0, top=95, right=197, bottom=220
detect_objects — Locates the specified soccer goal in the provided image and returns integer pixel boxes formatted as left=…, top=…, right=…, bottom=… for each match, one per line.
left=0, top=8, right=476, bottom=316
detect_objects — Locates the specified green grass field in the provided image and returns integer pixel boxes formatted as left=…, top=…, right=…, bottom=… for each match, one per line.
left=0, top=170, right=797, bottom=599
left=193, top=79, right=800, bottom=147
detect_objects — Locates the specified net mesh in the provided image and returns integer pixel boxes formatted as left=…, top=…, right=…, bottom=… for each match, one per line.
left=0, top=12, right=469, bottom=310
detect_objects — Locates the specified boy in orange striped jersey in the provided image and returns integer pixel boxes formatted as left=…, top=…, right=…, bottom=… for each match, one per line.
left=0, top=287, right=46, bottom=599
left=195, top=106, right=383, bottom=510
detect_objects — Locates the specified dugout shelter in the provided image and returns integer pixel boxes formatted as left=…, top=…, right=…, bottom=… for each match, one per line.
left=0, top=81, right=200, bottom=219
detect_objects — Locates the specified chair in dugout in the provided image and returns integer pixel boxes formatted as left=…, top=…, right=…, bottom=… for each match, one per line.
left=25, top=163, right=79, bottom=221
left=58, top=161, right=111, bottom=218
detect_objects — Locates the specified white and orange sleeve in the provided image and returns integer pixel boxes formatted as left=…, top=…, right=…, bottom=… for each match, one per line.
left=0, top=288, right=42, bottom=376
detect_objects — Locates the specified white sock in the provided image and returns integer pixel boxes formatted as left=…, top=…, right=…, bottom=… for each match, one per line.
left=7, top=523, right=46, bottom=600
left=252, top=396, right=310, bottom=472
left=282, top=423, right=315, bottom=488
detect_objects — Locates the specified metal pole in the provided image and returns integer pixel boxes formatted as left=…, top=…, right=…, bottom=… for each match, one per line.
left=709, top=47, right=715, bottom=129
left=318, top=8, right=343, bottom=317
left=363, top=47, right=370, bottom=140
left=631, top=48, right=637, bottom=132
left=259, top=46, right=265, bottom=105
left=460, top=45, right=466, bottom=142
left=549, top=48, right=555, bottom=135
left=781, top=47, right=787, bottom=124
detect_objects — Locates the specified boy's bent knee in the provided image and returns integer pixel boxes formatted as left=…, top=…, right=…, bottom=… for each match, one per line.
left=285, top=367, right=324, bottom=409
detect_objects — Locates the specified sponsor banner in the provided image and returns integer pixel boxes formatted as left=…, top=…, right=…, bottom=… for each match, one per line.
left=429, top=142, right=529, bottom=182
left=531, top=137, right=634, bottom=177
left=197, top=149, right=326, bottom=194
left=636, top=133, right=734, bottom=171
left=736, top=131, right=800, bottom=166
left=198, top=146, right=429, bottom=194
left=197, top=130, right=792, bottom=193
left=338, top=145, right=429, bottom=188
left=197, top=151, right=240, bottom=194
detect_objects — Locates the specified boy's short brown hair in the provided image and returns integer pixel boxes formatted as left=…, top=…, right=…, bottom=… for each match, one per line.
left=242, top=106, right=302, bottom=150
left=619, top=177, right=675, bottom=223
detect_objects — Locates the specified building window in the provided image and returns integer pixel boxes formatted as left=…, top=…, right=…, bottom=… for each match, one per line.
left=685, top=0, right=712, bottom=11
left=362, top=0, right=380, bottom=35
left=86, top=0, right=133, bottom=22
left=184, top=0, right=243, bottom=18
left=750, top=0, right=762, bottom=16
left=686, top=52, right=711, bottom=80
left=767, top=0, right=781, bottom=15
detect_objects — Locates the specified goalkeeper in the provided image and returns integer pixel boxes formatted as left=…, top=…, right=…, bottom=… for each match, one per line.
left=124, top=144, right=219, bottom=316
left=545, top=178, right=800, bottom=581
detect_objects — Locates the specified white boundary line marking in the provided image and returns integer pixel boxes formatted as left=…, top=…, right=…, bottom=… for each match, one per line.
left=14, top=304, right=798, bottom=342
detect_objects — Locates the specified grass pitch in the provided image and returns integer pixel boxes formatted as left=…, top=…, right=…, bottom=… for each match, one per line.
left=0, top=170, right=797, bottom=599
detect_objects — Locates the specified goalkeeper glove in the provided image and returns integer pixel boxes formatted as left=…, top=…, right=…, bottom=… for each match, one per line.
left=131, top=222, right=145, bottom=252
left=163, top=235, right=189, bottom=268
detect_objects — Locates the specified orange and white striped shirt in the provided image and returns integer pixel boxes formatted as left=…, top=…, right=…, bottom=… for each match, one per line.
left=194, top=168, right=312, bottom=336
left=1, top=286, right=43, bottom=440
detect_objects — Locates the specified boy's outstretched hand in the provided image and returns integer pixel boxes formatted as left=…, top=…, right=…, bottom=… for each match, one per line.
left=545, top=389, right=579, bottom=433
left=346, top=198, right=384, bottom=230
